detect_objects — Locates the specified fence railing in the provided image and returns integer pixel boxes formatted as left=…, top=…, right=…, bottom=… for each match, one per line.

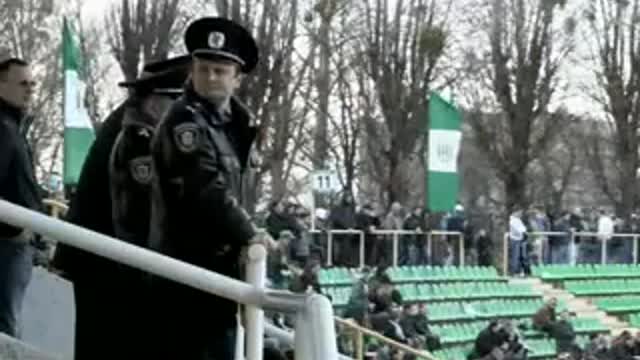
left=310, top=229, right=464, bottom=268
left=502, top=231, right=640, bottom=275
left=0, top=199, right=339, bottom=360
left=334, top=317, right=440, bottom=360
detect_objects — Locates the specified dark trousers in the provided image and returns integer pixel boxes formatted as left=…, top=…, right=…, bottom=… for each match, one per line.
left=0, top=239, right=33, bottom=338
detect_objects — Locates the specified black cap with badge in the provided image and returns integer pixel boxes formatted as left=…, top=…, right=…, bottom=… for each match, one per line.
left=118, top=55, right=192, bottom=97
left=184, top=17, right=259, bottom=73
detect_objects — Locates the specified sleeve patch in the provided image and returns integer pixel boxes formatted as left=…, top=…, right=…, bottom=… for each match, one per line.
left=173, top=123, right=200, bottom=153
left=129, top=156, right=153, bottom=184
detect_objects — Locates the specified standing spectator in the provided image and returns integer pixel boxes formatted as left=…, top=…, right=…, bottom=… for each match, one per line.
left=596, top=209, right=615, bottom=263
left=403, top=207, right=429, bottom=265
left=550, top=212, right=572, bottom=265
left=528, top=207, right=550, bottom=265
left=509, top=210, right=530, bottom=276
left=0, top=55, right=39, bottom=338
left=446, top=204, right=466, bottom=265
left=476, top=229, right=494, bottom=267
left=329, top=192, right=358, bottom=267
left=384, top=202, right=405, bottom=265
left=569, top=208, right=586, bottom=264
left=356, top=203, right=382, bottom=266
left=266, top=200, right=297, bottom=240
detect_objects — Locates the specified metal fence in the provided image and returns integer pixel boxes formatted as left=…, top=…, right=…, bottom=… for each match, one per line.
left=0, top=200, right=339, bottom=360
left=310, top=229, right=464, bottom=268
left=502, top=231, right=640, bottom=275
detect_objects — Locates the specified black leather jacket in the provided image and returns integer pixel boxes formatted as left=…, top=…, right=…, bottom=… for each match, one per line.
left=149, top=84, right=259, bottom=328
left=0, top=98, right=41, bottom=237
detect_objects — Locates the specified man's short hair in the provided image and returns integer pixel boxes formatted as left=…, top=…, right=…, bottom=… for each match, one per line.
left=0, top=58, right=28, bottom=79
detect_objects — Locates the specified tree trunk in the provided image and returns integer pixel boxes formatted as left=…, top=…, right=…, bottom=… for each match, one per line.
left=504, top=171, right=527, bottom=214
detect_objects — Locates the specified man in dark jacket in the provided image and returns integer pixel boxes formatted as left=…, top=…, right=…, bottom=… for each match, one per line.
left=52, top=57, right=189, bottom=359
left=148, top=17, right=269, bottom=360
left=403, top=207, right=429, bottom=265
left=549, top=310, right=579, bottom=356
left=0, top=56, right=40, bottom=338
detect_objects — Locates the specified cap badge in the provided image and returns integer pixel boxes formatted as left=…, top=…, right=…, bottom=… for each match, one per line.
left=208, top=31, right=225, bottom=49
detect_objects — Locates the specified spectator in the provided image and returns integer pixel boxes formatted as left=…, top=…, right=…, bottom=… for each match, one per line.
left=584, top=333, right=609, bottom=360
left=0, top=56, right=39, bottom=338
left=357, top=203, right=382, bottom=266
left=608, top=331, right=635, bottom=360
left=369, top=275, right=402, bottom=314
left=550, top=212, right=571, bottom=265
left=446, top=204, right=466, bottom=266
left=468, top=321, right=509, bottom=359
left=509, top=210, right=530, bottom=276
left=549, top=310, right=580, bottom=356
left=528, top=207, right=550, bottom=265
left=329, top=192, right=358, bottom=266
left=266, top=199, right=298, bottom=240
left=403, top=207, right=430, bottom=265
left=289, top=259, right=322, bottom=294
left=268, top=230, right=294, bottom=289
left=343, top=276, right=370, bottom=326
left=476, top=229, right=493, bottom=266
left=532, top=298, right=557, bottom=333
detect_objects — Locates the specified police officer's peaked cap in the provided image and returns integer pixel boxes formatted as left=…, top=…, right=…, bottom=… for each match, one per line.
left=118, top=55, right=191, bottom=95
left=184, top=17, right=258, bottom=73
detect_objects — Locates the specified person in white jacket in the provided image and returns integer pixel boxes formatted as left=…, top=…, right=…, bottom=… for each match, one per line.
left=509, top=210, right=529, bottom=276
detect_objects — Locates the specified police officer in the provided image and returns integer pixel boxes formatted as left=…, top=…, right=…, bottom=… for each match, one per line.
left=149, top=17, right=271, bottom=360
left=52, top=56, right=189, bottom=360
left=110, top=55, right=190, bottom=244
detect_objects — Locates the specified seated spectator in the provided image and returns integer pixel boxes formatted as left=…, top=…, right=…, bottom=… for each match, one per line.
left=369, top=274, right=402, bottom=314
left=608, top=331, right=635, bottom=360
left=548, top=310, right=580, bottom=357
left=288, top=259, right=322, bottom=294
left=468, top=321, right=509, bottom=359
left=268, top=230, right=294, bottom=289
left=343, top=276, right=370, bottom=326
left=584, top=333, right=609, bottom=360
left=532, top=297, right=557, bottom=332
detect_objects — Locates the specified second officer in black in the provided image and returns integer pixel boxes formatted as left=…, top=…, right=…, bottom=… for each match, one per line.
left=149, top=17, right=271, bottom=360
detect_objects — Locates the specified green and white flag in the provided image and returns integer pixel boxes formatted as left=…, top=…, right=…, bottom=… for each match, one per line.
left=426, top=92, right=462, bottom=212
left=62, top=18, right=94, bottom=186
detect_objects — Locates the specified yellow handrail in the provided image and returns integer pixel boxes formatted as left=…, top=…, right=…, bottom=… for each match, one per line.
left=334, top=317, right=440, bottom=360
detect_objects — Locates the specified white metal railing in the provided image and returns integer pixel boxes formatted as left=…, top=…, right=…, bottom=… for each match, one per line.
left=0, top=199, right=339, bottom=360
left=311, top=229, right=464, bottom=268
left=502, top=231, right=640, bottom=275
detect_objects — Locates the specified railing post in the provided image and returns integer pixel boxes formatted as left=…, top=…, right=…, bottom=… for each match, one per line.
left=356, top=329, right=364, bottom=360
left=570, top=231, right=576, bottom=266
left=359, top=231, right=365, bottom=269
left=392, top=232, right=399, bottom=267
left=634, top=235, right=638, bottom=265
left=459, top=233, right=465, bottom=267
left=602, top=235, right=608, bottom=265
left=245, top=244, right=267, bottom=360
left=327, top=231, right=333, bottom=267
left=427, top=232, right=433, bottom=265
left=503, top=232, right=509, bottom=276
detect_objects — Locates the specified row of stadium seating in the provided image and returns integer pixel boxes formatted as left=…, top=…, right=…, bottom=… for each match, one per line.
left=433, top=336, right=592, bottom=360
left=324, top=281, right=542, bottom=307
left=426, top=299, right=568, bottom=322
left=532, top=264, right=640, bottom=280
left=564, top=279, right=640, bottom=296
left=431, top=319, right=606, bottom=346
left=318, top=266, right=504, bottom=286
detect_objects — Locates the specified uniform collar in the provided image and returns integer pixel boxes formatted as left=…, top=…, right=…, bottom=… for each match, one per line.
left=0, top=97, right=24, bottom=123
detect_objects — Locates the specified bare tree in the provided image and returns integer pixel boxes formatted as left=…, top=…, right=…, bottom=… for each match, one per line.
left=462, top=0, right=575, bottom=214
left=106, top=0, right=181, bottom=83
left=583, top=0, right=640, bottom=218
left=354, top=0, right=451, bottom=206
